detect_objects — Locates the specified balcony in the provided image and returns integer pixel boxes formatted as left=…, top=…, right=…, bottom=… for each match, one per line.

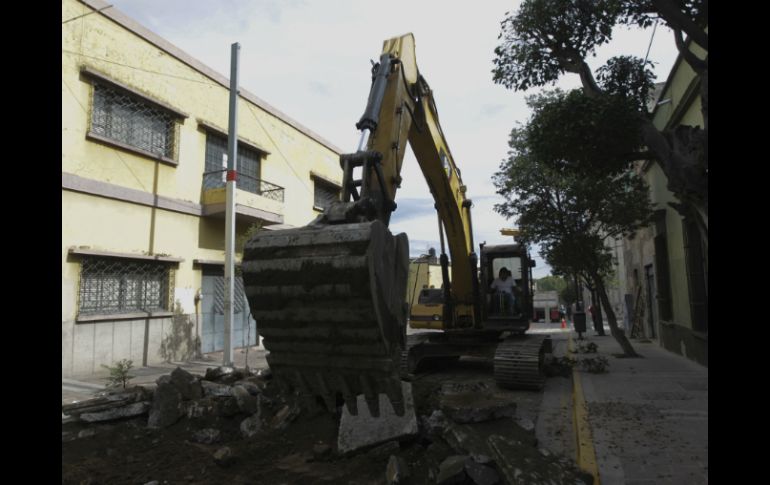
left=201, top=170, right=284, bottom=224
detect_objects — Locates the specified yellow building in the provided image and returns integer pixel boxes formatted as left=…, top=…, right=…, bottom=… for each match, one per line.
left=62, top=0, right=343, bottom=377
left=623, top=37, right=707, bottom=366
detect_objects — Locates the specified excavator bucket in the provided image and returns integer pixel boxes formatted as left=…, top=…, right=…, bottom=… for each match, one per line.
left=241, top=220, right=410, bottom=417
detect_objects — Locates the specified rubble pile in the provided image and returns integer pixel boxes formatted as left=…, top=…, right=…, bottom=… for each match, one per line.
left=63, top=367, right=592, bottom=484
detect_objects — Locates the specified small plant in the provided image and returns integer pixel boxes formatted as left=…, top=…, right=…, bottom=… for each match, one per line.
left=101, top=359, right=135, bottom=389
left=577, top=342, right=598, bottom=354
left=544, top=355, right=577, bottom=377
left=579, top=356, right=610, bottom=374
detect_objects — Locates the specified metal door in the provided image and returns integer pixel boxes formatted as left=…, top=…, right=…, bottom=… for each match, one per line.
left=201, top=266, right=257, bottom=353
left=644, top=265, right=657, bottom=339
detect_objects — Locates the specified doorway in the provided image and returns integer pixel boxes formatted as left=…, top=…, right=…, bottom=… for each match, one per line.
left=644, top=264, right=657, bottom=339
left=200, top=265, right=258, bottom=353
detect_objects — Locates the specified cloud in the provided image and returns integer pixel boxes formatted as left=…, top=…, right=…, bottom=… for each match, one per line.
left=391, top=197, right=436, bottom=222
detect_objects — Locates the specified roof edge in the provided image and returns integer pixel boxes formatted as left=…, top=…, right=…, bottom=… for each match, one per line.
left=77, top=0, right=343, bottom=155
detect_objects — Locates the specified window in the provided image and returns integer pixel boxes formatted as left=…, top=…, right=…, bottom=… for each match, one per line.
left=313, top=178, right=340, bottom=210
left=90, top=83, right=179, bottom=160
left=204, top=133, right=262, bottom=196
left=683, top=218, right=708, bottom=332
left=78, top=257, right=173, bottom=317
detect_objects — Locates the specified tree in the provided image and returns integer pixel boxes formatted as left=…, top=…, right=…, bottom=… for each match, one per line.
left=492, top=0, right=707, bottom=250
left=494, top=94, right=653, bottom=356
left=536, top=275, right=567, bottom=293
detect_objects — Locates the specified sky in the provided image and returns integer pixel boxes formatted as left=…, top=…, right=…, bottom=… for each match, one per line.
left=99, top=0, right=678, bottom=279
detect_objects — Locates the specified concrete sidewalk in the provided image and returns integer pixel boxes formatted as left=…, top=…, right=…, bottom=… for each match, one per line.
left=62, top=346, right=269, bottom=406
left=570, top=332, right=708, bottom=485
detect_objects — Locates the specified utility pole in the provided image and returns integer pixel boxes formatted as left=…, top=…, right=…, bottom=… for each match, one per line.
left=224, top=42, right=240, bottom=367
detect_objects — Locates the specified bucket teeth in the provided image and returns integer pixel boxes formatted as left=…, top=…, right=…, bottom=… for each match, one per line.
left=242, top=220, right=409, bottom=417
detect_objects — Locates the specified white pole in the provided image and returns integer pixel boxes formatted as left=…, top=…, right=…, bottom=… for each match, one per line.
left=224, top=42, right=240, bottom=366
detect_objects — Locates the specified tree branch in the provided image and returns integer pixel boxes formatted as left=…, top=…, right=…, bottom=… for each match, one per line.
left=674, top=28, right=708, bottom=73
left=651, top=0, right=708, bottom=50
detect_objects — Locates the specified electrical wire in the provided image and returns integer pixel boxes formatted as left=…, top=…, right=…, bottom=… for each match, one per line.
left=644, top=20, right=659, bottom=64
left=62, top=4, right=113, bottom=24
left=244, top=103, right=313, bottom=195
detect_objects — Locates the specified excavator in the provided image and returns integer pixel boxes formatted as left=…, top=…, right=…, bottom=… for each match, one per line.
left=241, top=34, right=551, bottom=418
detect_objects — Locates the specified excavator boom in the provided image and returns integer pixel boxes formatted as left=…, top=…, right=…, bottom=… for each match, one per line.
left=243, top=34, right=481, bottom=417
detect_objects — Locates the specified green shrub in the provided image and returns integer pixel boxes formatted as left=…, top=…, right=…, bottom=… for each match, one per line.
left=101, top=359, right=135, bottom=389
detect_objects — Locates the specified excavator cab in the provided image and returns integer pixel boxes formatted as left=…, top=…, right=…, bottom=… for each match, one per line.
left=479, top=243, right=534, bottom=334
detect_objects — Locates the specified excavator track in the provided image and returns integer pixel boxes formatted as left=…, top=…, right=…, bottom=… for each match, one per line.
left=493, top=335, right=551, bottom=390
left=242, top=220, right=409, bottom=417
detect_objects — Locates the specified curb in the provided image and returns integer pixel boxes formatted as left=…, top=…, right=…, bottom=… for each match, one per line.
left=568, top=333, right=600, bottom=484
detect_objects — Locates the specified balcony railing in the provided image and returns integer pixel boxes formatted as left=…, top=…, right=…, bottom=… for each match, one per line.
left=202, top=170, right=284, bottom=202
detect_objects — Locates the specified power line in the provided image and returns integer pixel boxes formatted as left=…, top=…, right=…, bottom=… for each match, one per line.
left=643, top=20, right=659, bottom=64
left=61, top=49, right=221, bottom=87
left=244, top=103, right=313, bottom=195
left=62, top=4, right=113, bottom=24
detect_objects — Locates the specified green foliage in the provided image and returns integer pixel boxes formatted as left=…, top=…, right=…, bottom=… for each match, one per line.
left=493, top=92, right=653, bottom=282
left=101, top=359, right=135, bottom=389
left=525, top=89, right=645, bottom=177
left=577, top=341, right=599, bottom=354
left=492, top=0, right=620, bottom=90
left=580, top=356, right=610, bottom=373
left=536, top=275, right=567, bottom=293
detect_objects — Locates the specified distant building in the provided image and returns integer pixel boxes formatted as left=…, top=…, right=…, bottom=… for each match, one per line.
left=533, top=290, right=559, bottom=322
left=406, top=248, right=446, bottom=307
left=62, top=0, right=342, bottom=377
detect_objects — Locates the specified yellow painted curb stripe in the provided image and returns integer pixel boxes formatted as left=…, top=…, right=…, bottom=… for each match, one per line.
left=569, top=333, right=601, bottom=484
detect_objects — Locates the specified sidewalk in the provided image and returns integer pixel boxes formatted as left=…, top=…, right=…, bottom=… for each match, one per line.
left=569, top=332, right=708, bottom=485
left=62, top=346, right=269, bottom=406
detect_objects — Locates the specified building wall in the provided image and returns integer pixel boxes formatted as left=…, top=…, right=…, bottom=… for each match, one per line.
left=62, top=0, right=342, bottom=377
left=621, top=37, right=707, bottom=366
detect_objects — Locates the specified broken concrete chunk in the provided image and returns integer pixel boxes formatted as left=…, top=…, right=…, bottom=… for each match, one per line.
left=386, top=455, right=409, bottom=484
left=233, top=379, right=263, bottom=396
left=337, top=381, right=418, bottom=454
left=170, top=367, right=203, bottom=400
left=204, top=366, right=235, bottom=381
left=421, top=409, right=450, bottom=436
left=213, top=446, right=234, bottom=467
left=184, top=397, right=240, bottom=419
left=232, top=385, right=259, bottom=414
left=201, top=380, right=233, bottom=397
left=516, top=417, right=535, bottom=433
left=81, top=401, right=150, bottom=422
left=192, top=428, right=221, bottom=444
left=148, top=381, right=183, bottom=428
left=437, top=455, right=469, bottom=485
left=366, top=440, right=401, bottom=459
left=240, top=414, right=263, bottom=438
left=78, top=429, right=96, bottom=439
left=270, top=405, right=300, bottom=430
left=465, top=459, right=501, bottom=485
left=440, top=392, right=516, bottom=424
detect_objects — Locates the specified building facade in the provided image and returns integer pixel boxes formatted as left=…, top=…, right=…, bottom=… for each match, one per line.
left=621, top=39, right=708, bottom=366
left=62, top=0, right=343, bottom=377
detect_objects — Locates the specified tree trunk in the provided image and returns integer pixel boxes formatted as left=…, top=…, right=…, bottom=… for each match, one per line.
left=594, top=290, right=606, bottom=336
left=593, top=273, right=639, bottom=357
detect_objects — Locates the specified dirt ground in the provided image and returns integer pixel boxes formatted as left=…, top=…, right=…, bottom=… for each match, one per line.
left=62, top=358, right=590, bottom=485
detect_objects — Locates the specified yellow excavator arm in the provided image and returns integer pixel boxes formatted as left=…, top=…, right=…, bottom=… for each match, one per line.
left=352, top=33, right=478, bottom=329
left=241, top=34, right=478, bottom=418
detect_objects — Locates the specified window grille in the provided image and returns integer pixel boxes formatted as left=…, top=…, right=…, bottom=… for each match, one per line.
left=78, top=257, right=174, bottom=316
left=314, top=178, right=339, bottom=210
left=90, top=83, right=178, bottom=159
left=202, top=133, right=284, bottom=202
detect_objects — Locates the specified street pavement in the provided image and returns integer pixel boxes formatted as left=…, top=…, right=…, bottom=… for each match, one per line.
left=62, top=322, right=708, bottom=485
left=550, top=324, right=708, bottom=485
